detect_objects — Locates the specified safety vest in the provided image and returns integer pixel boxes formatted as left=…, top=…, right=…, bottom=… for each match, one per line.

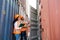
left=21, top=27, right=28, bottom=32
left=13, top=29, right=21, bottom=34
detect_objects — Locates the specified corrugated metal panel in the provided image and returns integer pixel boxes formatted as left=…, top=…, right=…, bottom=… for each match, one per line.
left=20, top=0, right=26, bottom=10
left=41, top=0, right=60, bottom=40
left=0, top=0, right=4, bottom=40
left=0, top=0, right=19, bottom=40
left=41, top=0, right=52, bottom=40
left=29, top=6, right=39, bottom=40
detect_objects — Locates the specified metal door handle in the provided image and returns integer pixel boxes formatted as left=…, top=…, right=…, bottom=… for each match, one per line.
left=40, top=28, right=44, bottom=32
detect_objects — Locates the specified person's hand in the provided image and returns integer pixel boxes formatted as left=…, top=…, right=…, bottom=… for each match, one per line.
left=23, top=24, right=27, bottom=27
left=19, top=27, right=22, bottom=29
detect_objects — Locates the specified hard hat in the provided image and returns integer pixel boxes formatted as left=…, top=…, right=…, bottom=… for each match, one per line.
left=14, top=14, right=19, bottom=19
left=19, top=15, right=24, bottom=20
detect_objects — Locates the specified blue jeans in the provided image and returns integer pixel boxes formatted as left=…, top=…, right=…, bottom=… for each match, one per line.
left=15, top=34, right=20, bottom=40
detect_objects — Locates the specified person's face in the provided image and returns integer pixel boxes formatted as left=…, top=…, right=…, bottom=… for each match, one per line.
left=18, top=17, right=20, bottom=20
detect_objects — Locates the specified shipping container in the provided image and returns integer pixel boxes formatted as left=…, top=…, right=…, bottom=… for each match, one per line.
left=29, top=6, right=39, bottom=40
left=0, top=0, right=19, bottom=40
left=40, top=0, right=60, bottom=40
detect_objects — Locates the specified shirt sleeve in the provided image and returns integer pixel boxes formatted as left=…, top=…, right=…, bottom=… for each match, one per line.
left=14, top=22, right=20, bottom=29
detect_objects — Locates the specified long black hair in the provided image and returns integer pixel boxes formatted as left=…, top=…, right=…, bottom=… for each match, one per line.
left=13, top=16, right=19, bottom=24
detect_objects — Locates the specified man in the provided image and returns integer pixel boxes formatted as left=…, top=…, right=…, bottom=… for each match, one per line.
left=20, top=15, right=28, bottom=40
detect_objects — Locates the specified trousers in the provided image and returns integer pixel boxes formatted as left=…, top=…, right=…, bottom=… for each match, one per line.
left=15, top=34, right=20, bottom=40
left=20, top=31, right=27, bottom=40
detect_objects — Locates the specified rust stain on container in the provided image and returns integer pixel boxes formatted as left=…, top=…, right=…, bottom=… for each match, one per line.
left=40, top=0, right=60, bottom=40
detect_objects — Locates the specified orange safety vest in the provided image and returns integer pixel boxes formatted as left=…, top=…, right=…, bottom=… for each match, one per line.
left=13, top=29, right=21, bottom=34
left=21, top=27, right=28, bottom=32
left=13, top=22, right=28, bottom=34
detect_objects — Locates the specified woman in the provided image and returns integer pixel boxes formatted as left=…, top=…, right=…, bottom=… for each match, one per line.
left=13, top=14, right=21, bottom=40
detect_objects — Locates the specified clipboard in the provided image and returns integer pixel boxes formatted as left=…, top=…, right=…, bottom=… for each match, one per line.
left=19, top=23, right=25, bottom=27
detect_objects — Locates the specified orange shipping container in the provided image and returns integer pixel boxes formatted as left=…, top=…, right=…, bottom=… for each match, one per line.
left=40, top=0, right=60, bottom=40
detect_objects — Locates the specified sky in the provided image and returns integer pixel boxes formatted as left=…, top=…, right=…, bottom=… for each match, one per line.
left=28, top=0, right=37, bottom=9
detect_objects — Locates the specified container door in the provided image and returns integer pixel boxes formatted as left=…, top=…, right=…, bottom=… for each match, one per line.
left=30, top=7, right=39, bottom=40
left=0, top=0, right=5, bottom=40
left=4, top=0, right=10, bottom=40
left=41, top=0, right=60, bottom=40
left=41, top=0, right=51, bottom=40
